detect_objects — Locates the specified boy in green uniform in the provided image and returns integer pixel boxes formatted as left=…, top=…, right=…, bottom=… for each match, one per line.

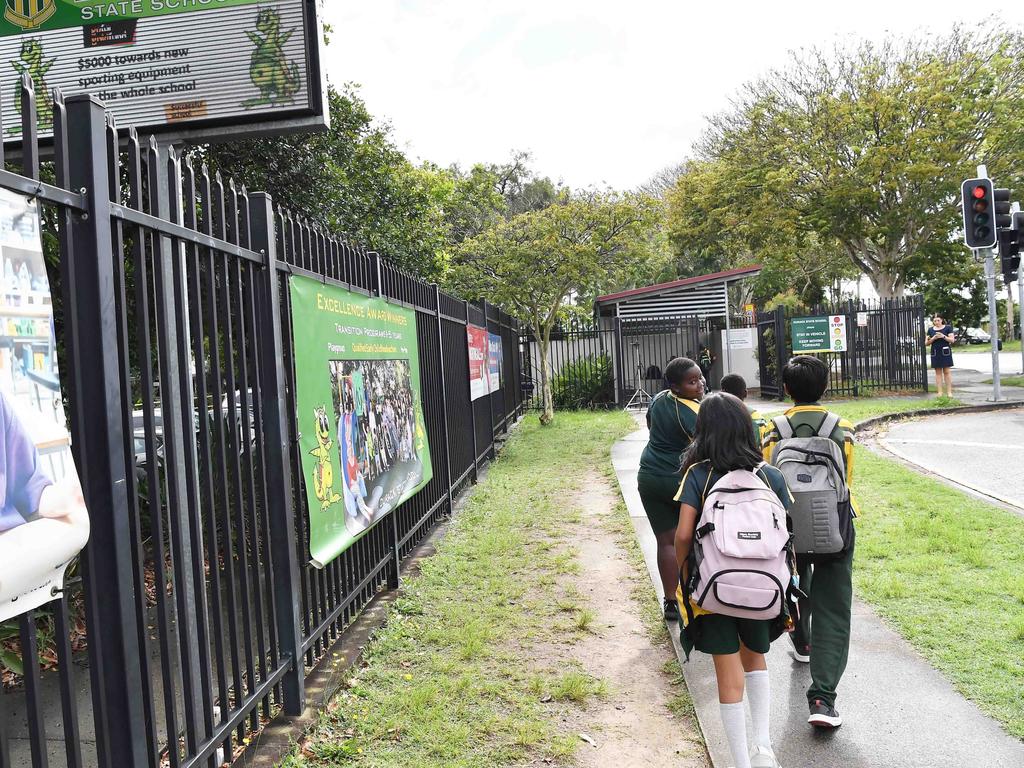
left=720, top=373, right=769, bottom=446
left=762, top=356, right=856, bottom=730
left=637, top=357, right=704, bottom=620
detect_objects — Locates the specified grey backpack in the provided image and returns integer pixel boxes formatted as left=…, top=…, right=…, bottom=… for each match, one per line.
left=769, top=414, right=853, bottom=555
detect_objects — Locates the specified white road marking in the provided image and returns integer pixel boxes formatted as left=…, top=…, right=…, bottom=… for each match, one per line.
left=884, top=437, right=1024, bottom=451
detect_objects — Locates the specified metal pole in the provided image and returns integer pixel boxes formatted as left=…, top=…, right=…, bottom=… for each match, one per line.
left=249, top=192, right=305, bottom=715
left=724, top=280, right=733, bottom=376
left=1017, top=267, right=1024, bottom=375
left=984, top=247, right=1003, bottom=401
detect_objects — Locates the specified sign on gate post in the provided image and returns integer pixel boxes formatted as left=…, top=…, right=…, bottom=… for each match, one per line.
left=791, top=315, right=848, bottom=354
left=0, top=0, right=327, bottom=144
left=0, top=188, right=89, bottom=622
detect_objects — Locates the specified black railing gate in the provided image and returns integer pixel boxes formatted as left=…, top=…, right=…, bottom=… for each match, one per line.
left=0, top=83, right=524, bottom=768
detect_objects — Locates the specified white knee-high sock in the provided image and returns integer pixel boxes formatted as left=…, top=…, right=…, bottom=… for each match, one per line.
left=719, top=701, right=752, bottom=768
left=745, top=670, right=772, bottom=750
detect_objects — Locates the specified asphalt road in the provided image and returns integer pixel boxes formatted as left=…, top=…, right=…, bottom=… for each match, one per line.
left=881, top=408, right=1024, bottom=511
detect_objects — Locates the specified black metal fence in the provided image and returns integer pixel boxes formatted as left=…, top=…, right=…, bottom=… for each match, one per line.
left=519, top=315, right=717, bottom=410
left=757, top=297, right=928, bottom=399
left=0, top=80, right=523, bottom=768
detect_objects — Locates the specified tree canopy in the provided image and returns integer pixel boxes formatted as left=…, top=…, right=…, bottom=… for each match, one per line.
left=667, top=26, right=1024, bottom=300
left=449, top=193, right=660, bottom=423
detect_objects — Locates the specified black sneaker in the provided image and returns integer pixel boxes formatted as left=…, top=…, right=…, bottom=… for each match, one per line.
left=789, top=636, right=810, bottom=663
left=663, top=597, right=680, bottom=621
left=808, top=698, right=842, bottom=729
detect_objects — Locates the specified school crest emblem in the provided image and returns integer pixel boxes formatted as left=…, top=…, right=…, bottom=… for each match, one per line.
left=4, top=0, right=55, bottom=31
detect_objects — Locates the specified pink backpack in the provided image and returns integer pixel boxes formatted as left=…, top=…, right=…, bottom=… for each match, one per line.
left=688, top=465, right=792, bottom=620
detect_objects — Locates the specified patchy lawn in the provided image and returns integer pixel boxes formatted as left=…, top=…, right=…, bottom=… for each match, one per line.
left=852, top=446, right=1024, bottom=738
left=278, top=411, right=705, bottom=768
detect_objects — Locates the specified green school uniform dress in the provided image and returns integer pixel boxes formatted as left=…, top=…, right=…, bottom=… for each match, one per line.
left=637, top=391, right=699, bottom=533
left=674, top=460, right=794, bottom=656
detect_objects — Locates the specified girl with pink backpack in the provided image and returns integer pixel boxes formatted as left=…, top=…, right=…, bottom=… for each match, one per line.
left=674, top=392, right=798, bottom=768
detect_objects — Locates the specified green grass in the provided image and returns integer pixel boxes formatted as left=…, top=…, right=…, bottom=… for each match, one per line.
left=280, top=411, right=636, bottom=768
left=823, top=396, right=964, bottom=425
left=957, top=339, right=1022, bottom=354
left=982, top=376, right=1024, bottom=388
left=853, top=446, right=1024, bottom=738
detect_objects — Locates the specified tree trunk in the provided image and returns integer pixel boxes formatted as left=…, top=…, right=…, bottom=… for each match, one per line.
left=869, top=270, right=904, bottom=301
left=538, top=331, right=554, bottom=425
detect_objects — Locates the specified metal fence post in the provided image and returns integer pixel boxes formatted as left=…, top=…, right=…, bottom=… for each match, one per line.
left=775, top=309, right=787, bottom=401
left=63, top=94, right=150, bottom=768
left=434, top=286, right=455, bottom=514
left=613, top=317, right=624, bottom=407
left=367, top=249, right=401, bottom=585
left=248, top=192, right=306, bottom=715
left=465, top=300, right=479, bottom=482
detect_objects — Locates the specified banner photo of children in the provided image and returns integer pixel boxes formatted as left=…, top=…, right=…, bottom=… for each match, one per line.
left=0, top=189, right=89, bottom=623
left=487, top=331, right=503, bottom=393
left=467, top=324, right=489, bottom=401
left=290, top=276, right=432, bottom=568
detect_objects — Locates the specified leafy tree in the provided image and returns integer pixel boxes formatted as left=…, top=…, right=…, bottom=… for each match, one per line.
left=682, top=27, right=1024, bottom=299
left=450, top=193, right=659, bottom=424
left=905, top=241, right=987, bottom=333
left=190, top=85, right=452, bottom=279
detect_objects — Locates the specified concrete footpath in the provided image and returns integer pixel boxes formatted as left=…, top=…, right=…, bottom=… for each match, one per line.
left=612, top=426, right=1024, bottom=768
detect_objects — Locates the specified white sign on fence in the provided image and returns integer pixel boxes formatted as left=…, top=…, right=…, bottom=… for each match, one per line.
left=0, top=188, right=89, bottom=623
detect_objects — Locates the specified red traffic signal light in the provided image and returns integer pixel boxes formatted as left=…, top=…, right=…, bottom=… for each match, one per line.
left=962, top=178, right=996, bottom=248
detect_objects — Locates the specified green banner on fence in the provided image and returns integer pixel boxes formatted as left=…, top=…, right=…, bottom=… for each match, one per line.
left=289, top=275, right=432, bottom=568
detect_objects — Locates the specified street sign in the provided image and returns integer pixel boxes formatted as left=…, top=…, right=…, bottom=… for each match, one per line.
left=0, top=0, right=327, bottom=144
left=791, top=315, right=848, bottom=354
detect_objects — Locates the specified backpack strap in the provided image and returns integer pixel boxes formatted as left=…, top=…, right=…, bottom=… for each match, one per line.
left=772, top=415, right=794, bottom=439
left=816, top=412, right=841, bottom=438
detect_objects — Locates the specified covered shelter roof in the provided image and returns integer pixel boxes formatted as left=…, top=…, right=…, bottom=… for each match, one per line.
left=596, top=265, right=762, bottom=319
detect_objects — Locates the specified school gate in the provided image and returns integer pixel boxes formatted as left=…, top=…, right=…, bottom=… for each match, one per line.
left=0, top=83, right=524, bottom=768
left=756, top=298, right=928, bottom=400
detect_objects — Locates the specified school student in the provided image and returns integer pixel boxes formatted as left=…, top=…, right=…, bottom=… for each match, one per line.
left=637, top=357, right=704, bottom=620
left=762, top=355, right=856, bottom=730
left=720, top=373, right=770, bottom=446
left=674, top=392, right=793, bottom=768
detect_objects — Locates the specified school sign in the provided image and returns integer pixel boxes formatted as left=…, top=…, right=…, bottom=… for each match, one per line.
left=791, top=315, right=848, bottom=354
left=0, top=0, right=326, bottom=141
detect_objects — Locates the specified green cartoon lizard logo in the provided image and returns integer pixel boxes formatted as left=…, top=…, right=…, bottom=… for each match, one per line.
left=243, top=7, right=301, bottom=108
left=11, top=39, right=54, bottom=130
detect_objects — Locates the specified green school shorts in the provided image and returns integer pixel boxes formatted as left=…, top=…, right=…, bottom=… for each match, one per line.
left=637, top=470, right=681, bottom=534
left=691, top=613, right=772, bottom=655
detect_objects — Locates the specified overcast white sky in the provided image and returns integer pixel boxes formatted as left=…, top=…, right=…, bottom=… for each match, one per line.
left=321, top=2, right=1022, bottom=191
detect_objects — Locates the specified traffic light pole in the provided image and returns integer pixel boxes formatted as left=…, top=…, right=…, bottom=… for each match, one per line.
left=1018, top=267, right=1024, bottom=375
left=983, top=247, right=1003, bottom=401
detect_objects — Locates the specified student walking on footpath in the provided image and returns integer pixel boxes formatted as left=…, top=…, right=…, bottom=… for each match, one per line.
left=763, top=356, right=857, bottom=730
left=637, top=356, right=704, bottom=620
left=674, top=392, right=795, bottom=768
left=926, top=314, right=955, bottom=397
left=721, top=373, right=770, bottom=446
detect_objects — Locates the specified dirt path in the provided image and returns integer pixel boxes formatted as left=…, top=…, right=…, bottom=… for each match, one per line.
left=560, top=471, right=707, bottom=768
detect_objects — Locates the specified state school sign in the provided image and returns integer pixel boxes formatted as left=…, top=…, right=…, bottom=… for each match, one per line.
left=0, top=0, right=326, bottom=142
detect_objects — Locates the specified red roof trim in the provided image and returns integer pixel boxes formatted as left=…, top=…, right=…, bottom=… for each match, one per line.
left=596, top=265, right=762, bottom=304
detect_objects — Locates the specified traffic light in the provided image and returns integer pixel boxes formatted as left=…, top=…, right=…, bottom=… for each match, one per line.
left=962, top=178, right=996, bottom=248
left=1000, top=210, right=1024, bottom=284
left=994, top=188, right=1012, bottom=228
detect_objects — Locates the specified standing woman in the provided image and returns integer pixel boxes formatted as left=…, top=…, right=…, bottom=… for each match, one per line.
left=637, top=357, right=704, bottom=619
left=926, top=314, right=955, bottom=397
